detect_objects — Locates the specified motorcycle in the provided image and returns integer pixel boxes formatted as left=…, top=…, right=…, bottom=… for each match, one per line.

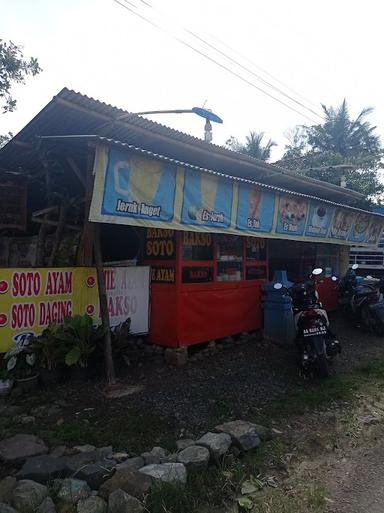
left=338, top=263, right=384, bottom=335
left=274, top=268, right=341, bottom=378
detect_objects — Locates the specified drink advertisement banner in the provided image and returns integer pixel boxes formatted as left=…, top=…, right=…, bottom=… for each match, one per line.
left=101, top=150, right=177, bottom=222
left=89, top=145, right=384, bottom=247
left=0, top=266, right=150, bottom=353
left=305, top=202, right=334, bottom=238
left=180, top=170, right=233, bottom=228
left=275, top=194, right=308, bottom=236
left=236, top=184, right=275, bottom=232
left=329, top=208, right=356, bottom=240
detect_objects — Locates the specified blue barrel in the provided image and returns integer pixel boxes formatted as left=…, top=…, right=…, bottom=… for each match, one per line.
left=262, top=270, right=295, bottom=343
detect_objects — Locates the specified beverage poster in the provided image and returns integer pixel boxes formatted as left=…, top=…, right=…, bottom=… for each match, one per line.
left=236, top=184, right=275, bottom=233
left=275, top=194, right=308, bottom=236
left=348, top=213, right=372, bottom=243
left=329, top=208, right=355, bottom=240
left=364, top=217, right=384, bottom=245
left=305, top=202, right=334, bottom=238
left=181, top=170, right=233, bottom=228
left=101, top=150, right=177, bottom=222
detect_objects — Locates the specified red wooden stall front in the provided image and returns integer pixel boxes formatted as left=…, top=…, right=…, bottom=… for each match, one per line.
left=143, top=229, right=267, bottom=348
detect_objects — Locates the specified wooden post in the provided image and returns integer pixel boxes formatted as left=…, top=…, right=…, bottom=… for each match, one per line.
left=82, top=148, right=116, bottom=385
left=93, top=222, right=116, bottom=385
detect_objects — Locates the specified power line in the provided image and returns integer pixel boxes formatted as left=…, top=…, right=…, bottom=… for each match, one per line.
left=114, top=0, right=320, bottom=124
left=138, top=0, right=323, bottom=121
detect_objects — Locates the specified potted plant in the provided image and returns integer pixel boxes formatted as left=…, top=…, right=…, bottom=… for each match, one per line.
left=31, top=324, right=68, bottom=386
left=62, top=314, right=105, bottom=381
left=5, top=343, right=39, bottom=392
left=0, top=367, right=13, bottom=396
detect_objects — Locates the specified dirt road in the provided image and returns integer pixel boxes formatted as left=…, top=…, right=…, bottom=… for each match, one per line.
left=330, top=440, right=384, bottom=512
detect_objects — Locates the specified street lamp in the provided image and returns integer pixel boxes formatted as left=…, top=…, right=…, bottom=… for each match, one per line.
left=117, top=107, right=223, bottom=143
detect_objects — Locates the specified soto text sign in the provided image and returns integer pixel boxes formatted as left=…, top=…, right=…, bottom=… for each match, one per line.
left=0, top=266, right=150, bottom=352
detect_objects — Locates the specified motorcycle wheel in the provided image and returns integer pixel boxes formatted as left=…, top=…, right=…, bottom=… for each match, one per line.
left=314, top=354, right=329, bottom=379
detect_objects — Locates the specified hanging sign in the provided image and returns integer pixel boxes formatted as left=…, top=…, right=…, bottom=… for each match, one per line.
left=89, top=145, right=384, bottom=247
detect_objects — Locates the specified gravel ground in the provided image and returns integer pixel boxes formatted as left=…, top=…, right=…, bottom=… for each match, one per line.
left=109, top=312, right=384, bottom=431
left=3, top=312, right=384, bottom=438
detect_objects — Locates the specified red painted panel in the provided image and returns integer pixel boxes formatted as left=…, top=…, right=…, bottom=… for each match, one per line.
left=148, top=284, right=179, bottom=347
left=177, top=282, right=263, bottom=346
left=317, top=277, right=338, bottom=312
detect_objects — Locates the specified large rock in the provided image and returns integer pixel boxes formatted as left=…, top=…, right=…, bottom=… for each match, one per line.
left=215, top=420, right=261, bottom=451
left=0, top=477, right=16, bottom=503
left=97, top=447, right=113, bottom=460
left=0, top=435, right=48, bottom=464
left=115, top=457, right=144, bottom=472
left=0, top=504, right=19, bottom=513
left=108, top=489, right=143, bottom=513
left=139, top=463, right=186, bottom=485
left=176, top=446, right=209, bottom=469
left=56, top=479, right=91, bottom=504
left=99, top=470, right=152, bottom=500
left=72, top=460, right=115, bottom=489
left=65, top=452, right=99, bottom=474
left=37, top=497, right=56, bottom=513
left=252, top=424, right=273, bottom=442
left=11, top=480, right=48, bottom=513
left=196, top=432, right=232, bottom=461
left=175, top=439, right=195, bottom=451
left=77, top=496, right=107, bottom=513
left=17, top=456, right=67, bottom=483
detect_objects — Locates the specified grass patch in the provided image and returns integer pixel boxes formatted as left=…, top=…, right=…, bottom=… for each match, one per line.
left=40, top=410, right=175, bottom=453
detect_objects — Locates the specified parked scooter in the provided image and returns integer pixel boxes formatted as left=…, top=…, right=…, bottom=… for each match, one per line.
left=274, top=268, right=341, bottom=378
left=338, top=263, right=384, bottom=335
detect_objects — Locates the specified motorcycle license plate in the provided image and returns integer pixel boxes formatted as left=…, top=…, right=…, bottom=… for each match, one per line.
left=303, top=326, right=327, bottom=337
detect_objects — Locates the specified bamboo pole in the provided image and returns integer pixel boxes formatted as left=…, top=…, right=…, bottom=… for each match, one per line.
left=93, top=222, right=116, bottom=385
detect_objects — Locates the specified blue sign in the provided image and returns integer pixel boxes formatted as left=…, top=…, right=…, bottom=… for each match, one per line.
left=181, top=170, right=233, bottom=228
left=101, top=150, right=177, bottom=222
left=236, top=184, right=275, bottom=232
left=275, top=194, right=308, bottom=236
left=305, top=201, right=334, bottom=238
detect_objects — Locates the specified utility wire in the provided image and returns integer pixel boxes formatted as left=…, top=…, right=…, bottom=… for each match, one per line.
left=114, top=0, right=320, bottom=124
left=138, top=0, right=323, bottom=121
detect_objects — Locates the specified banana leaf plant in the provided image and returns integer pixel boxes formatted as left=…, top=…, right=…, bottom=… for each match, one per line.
left=30, top=324, right=69, bottom=370
left=60, top=315, right=106, bottom=368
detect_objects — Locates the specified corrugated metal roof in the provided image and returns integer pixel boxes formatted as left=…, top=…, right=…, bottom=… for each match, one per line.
left=39, top=134, right=383, bottom=218
left=0, top=87, right=363, bottom=204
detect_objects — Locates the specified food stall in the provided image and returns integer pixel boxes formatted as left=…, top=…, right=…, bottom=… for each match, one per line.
left=142, top=229, right=267, bottom=346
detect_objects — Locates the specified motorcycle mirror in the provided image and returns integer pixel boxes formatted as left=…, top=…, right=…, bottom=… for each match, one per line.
left=331, top=276, right=338, bottom=281
left=352, top=263, right=359, bottom=270
left=312, top=268, right=323, bottom=276
left=273, top=283, right=283, bottom=290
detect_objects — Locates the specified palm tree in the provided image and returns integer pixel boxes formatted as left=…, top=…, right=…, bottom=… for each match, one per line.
left=306, top=99, right=381, bottom=158
left=226, top=131, right=276, bottom=161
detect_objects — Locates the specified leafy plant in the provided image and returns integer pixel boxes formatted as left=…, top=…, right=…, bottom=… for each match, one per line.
left=5, top=343, right=37, bottom=379
left=60, top=315, right=105, bottom=368
left=30, top=324, right=69, bottom=370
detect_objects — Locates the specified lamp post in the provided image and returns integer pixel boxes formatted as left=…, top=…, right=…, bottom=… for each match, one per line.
left=120, top=107, right=223, bottom=143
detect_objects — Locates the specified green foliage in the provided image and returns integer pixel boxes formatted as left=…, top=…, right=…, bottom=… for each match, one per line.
left=31, top=324, right=69, bottom=370
left=226, top=131, right=277, bottom=161
left=4, top=343, right=37, bottom=379
left=0, top=39, right=41, bottom=113
left=280, top=100, right=384, bottom=202
left=61, top=314, right=105, bottom=368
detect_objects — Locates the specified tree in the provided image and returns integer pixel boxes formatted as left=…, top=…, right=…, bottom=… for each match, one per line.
left=226, top=131, right=277, bottom=161
left=0, top=39, right=41, bottom=113
left=280, top=100, right=384, bottom=202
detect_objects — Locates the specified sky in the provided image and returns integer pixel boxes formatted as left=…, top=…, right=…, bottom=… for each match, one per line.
left=1, top=0, right=384, bottom=161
